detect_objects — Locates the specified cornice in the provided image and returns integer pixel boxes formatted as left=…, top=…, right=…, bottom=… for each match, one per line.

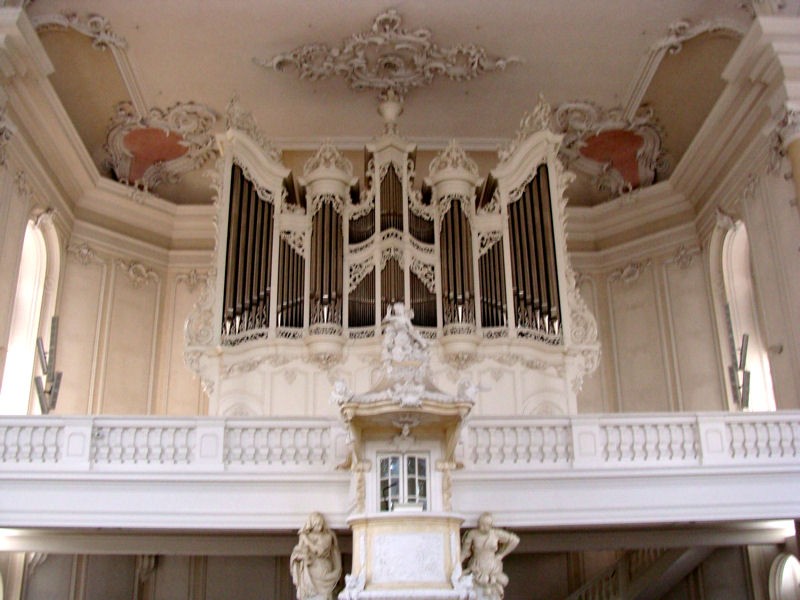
left=570, top=221, right=699, bottom=273
left=566, top=181, right=694, bottom=251
left=78, top=177, right=216, bottom=251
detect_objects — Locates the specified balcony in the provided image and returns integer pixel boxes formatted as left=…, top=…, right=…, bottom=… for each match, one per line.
left=0, top=411, right=798, bottom=530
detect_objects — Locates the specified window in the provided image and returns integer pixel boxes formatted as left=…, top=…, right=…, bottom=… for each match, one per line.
left=0, top=221, right=47, bottom=415
left=378, top=453, right=428, bottom=511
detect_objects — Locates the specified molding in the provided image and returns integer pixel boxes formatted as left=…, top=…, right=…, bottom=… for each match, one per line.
left=566, top=181, right=694, bottom=249
left=623, top=18, right=747, bottom=119
left=257, top=8, right=519, bottom=100
left=570, top=221, right=699, bottom=273
left=32, top=11, right=148, bottom=115
left=31, top=12, right=127, bottom=50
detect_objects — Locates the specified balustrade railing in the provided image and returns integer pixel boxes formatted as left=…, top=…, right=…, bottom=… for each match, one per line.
left=1, top=412, right=799, bottom=474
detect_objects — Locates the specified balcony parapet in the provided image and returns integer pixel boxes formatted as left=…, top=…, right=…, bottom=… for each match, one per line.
left=0, top=412, right=798, bottom=529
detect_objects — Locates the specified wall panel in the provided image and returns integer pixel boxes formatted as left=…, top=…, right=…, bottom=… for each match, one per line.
left=55, top=251, right=105, bottom=415
left=663, top=255, right=725, bottom=411
left=576, top=275, right=606, bottom=413
left=608, top=265, right=671, bottom=412
left=161, top=271, right=206, bottom=416
left=100, top=261, right=160, bottom=414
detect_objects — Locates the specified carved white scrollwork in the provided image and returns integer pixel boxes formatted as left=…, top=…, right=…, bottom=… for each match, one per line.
left=498, top=94, right=553, bottom=163
left=429, top=139, right=479, bottom=178
left=477, top=231, right=503, bottom=257
left=657, top=19, right=745, bottom=55
left=309, top=193, right=345, bottom=217
left=303, top=141, right=354, bottom=179
left=553, top=101, right=669, bottom=198
left=67, top=242, right=103, bottom=266
left=233, top=156, right=276, bottom=204
left=257, top=9, right=519, bottom=100
left=104, top=100, right=217, bottom=192
left=184, top=268, right=216, bottom=347
left=281, top=230, right=306, bottom=256
left=0, top=106, right=16, bottom=168
left=409, top=258, right=436, bottom=294
left=176, top=269, right=209, bottom=293
left=32, top=12, right=127, bottom=50
left=348, top=261, right=375, bottom=293
left=225, top=96, right=282, bottom=163
left=380, top=247, right=404, bottom=269
left=115, top=259, right=159, bottom=288
left=607, top=259, right=652, bottom=285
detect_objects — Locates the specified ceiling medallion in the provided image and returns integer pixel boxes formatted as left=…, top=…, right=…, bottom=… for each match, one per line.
left=104, top=101, right=217, bottom=192
left=256, top=9, right=519, bottom=101
left=553, top=101, right=669, bottom=199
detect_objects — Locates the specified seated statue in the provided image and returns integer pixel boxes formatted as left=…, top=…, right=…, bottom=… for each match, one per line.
left=461, top=512, right=520, bottom=600
left=290, top=512, right=342, bottom=600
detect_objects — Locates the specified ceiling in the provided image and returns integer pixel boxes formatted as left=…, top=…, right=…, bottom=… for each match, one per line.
left=24, top=1, right=796, bottom=207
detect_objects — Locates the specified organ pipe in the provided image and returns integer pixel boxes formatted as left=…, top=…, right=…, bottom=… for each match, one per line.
left=310, top=200, right=343, bottom=325
left=221, top=140, right=561, bottom=346
left=440, top=199, right=475, bottom=325
left=277, top=238, right=304, bottom=329
left=222, top=164, right=275, bottom=341
left=507, top=165, right=561, bottom=337
left=380, top=164, right=403, bottom=231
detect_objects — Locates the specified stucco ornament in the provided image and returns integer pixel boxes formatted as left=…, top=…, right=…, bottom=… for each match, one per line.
left=291, top=512, right=342, bottom=600
left=257, top=9, right=519, bottom=100
left=460, top=513, right=520, bottom=600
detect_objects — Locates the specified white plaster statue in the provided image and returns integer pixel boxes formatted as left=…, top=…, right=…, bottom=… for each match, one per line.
left=291, top=512, right=342, bottom=600
left=460, top=513, right=520, bottom=600
left=381, top=302, right=428, bottom=365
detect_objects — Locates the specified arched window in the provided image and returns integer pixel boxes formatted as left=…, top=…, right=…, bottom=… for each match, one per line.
left=722, top=221, right=775, bottom=412
left=0, top=221, right=47, bottom=415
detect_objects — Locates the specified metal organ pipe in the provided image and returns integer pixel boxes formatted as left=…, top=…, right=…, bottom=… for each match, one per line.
left=507, top=165, right=561, bottom=338
left=221, top=164, right=276, bottom=341
left=221, top=141, right=561, bottom=346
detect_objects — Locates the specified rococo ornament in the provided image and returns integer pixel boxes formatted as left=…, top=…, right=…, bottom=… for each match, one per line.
left=104, top=100, right=217, bottom=192
left=256, top=9, right=519, bottom=100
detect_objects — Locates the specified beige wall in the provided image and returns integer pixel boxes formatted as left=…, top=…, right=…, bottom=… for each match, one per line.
left=53, top=236, right=206, bottom=416
left=575, top=236, right=726, bottom=414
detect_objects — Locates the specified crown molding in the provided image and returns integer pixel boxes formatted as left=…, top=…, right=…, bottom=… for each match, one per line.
left=570, top=221, right=699, bottom=273
left=566, top=181, right=694, bottom=250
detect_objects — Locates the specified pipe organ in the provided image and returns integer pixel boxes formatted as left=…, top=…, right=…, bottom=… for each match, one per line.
left=218, top=135, right=566, bottom=348
left=191, top=102, right=600, bottom=415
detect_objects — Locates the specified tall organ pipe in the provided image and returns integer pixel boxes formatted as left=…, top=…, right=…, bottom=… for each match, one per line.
left=507, top=165, right=561, bottom=338
left=310, top=200, right=343, bottom=325
left=222, top=164, right=276, bottom=341
left=440, top=199, right=474, bottom=325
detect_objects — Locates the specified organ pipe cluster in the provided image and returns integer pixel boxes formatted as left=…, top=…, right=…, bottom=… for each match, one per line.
left=220, top=141, right=562, bottom=346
